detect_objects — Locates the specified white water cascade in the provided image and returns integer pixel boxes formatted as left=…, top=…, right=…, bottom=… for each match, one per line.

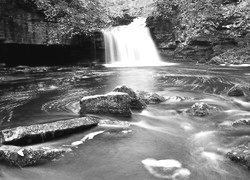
left=102, top=18, right=165, bottom=67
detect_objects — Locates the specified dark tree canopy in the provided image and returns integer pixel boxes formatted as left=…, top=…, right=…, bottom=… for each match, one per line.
left=20, top=0, right=155, bottom=37
left=153, top=0, right=250, bottom=44
left=20, top=0, right=250, bottom=45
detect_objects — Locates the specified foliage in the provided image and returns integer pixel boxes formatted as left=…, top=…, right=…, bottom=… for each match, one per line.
left=20, top=0, right=155, bottom=39
left=21, top=0, right=112, bottom=36
left=19, top=0, right=250, bottom=46
left=152, top=0, right=250, bottom=44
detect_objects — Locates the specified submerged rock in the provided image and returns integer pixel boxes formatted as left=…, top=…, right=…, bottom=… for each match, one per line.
left=0, top=117, right=98, bottom=145
left=79, top=92, right=132, bottom=117
left=227, top=144, right=250, bottom=169
left=0, top=145, right=70, bottom=167
left=136, top=91, right=166, bottom=104
left=189, top=102, right=216, bottom=116
left=227, top=85, right=244, bottom=97
left=98, top=120, right=131, bottom=128
left=112, top=85, right=146, bottom=109
left=232, top=119, right=250, bottom=127
left=165, top=96, right=194, bottom=102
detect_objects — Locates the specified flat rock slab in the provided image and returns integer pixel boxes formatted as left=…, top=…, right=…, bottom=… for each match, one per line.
left=0, top=145, right=71, bottom=167
left=79, top=92, right=132, bottom=117
left=0, top=117, right=99, bottom=145
left=227, top=144, right=250, bottom=169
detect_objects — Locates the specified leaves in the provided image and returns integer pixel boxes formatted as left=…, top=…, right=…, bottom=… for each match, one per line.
left=153, top=0, right=250, bottom=44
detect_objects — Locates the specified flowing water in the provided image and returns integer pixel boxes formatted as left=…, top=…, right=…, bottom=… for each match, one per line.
left=0, top=63, right=250, bottom=180
left=102, top=18, right=164, bottom=67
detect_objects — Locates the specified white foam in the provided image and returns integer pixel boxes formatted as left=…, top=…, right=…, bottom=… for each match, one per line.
left=71, top=141, right=83, bottom=146
left=193, top=131, right=215, bottom=139
left=141, top=158, right=191, bottom=179
left=180, top=122, right=194, bottom=131
left=70, top=131, right=104, bottom=147
left=81, top=131, right=104, bottom=142
left=172, top=168, right=191, bottom=179
left=142, top=158, right=182, bottom=169
left=104, top=62, right=177, bottom=68
left=201, top=151, right=223, bottom=163
left=122, top=130, right=132, bottom=134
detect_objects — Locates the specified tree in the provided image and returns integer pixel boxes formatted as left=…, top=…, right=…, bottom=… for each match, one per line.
left=22, top=0, right=112, bottom=35
left=21, top=0, right=156, bottom=39
left=152, top=0, right=250, bottom=45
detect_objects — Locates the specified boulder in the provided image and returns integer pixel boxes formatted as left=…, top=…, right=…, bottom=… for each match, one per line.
left=112, top=85, right=146, bottom=109
left=189, top=102, right=216, bottom=117
left=209, top=56, right=224, bottom=64
left=232, top=119, right=250, bottom=127
left=136, top=91, right=166, bottom=104
left=0, top=145, right=70, bottom=167
left=227, top=85, right=244, bottom=97
left=0, top=117, right=99, bottom=145
left=80, top=92, right=132, bottom=117
left=227, top=144, right=250, bottom=169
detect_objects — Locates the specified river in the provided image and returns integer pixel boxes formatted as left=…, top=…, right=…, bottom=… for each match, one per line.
left=0, top=63, right=250, bottom=180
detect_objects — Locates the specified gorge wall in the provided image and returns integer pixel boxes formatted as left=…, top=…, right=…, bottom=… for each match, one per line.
left=0, top=0, right=104, bottom=67
left=146, top=1, right=250, bottom=64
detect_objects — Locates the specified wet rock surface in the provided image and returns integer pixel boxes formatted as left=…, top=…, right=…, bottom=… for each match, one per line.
left=79, top=92, right=132, bottom=117
left=98, top=120, right=131, bottom=128
left=227, top=85, right=244, bottom=97
left=0, top=145, right=70, bottom=167
left=189, top=102, right=216, bottom=117
left=136, top=91, right=166, bottom=104
left=227, top=144, right=250, bottom=169
left=232, top=119, right=250, bottom=127
left=112, top=85, right=146, bottom=109
left=165, top=96, right=194, bottom=102
left=0, top=117, right=99, bottom=145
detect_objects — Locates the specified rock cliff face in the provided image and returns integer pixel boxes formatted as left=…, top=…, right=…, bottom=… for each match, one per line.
left=146, top=16, right=177, bottom=59
left=0, top=1, right=105, bottom=66
left=0, top=0, right=79, bottom=45
left=146, top=4, right=249, bottom=64
left=146, top=16, right=215, bottom=62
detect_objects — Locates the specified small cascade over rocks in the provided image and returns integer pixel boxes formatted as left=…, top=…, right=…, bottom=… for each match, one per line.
left=102, top=18, right=166, bottom=67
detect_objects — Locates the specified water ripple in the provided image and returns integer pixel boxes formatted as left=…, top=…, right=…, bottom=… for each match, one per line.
left=41, top=89, right=88, bottom=114
left=0, top=91, right=37, bottom=123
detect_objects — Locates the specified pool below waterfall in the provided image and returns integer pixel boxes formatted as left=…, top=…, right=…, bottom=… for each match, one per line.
left=0, top=63, right=250, bottom=180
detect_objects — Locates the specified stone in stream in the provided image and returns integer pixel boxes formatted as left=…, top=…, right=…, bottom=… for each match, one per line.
left=112, top=85, right=146, bottom=109
left=79, top=92, right=132, bottom=117
left=165, top=96, right=194, bottom=102
left=227, top=144, right=250, bottom=169
left=0, top=117, right=99, bottom=145
left=232, top=119, right=250, bottom=127
left=227, top=85, right=244, bottom=97
left=189, top=102, right=216, bottom=117
left=136, top=90, right=166, bottom=104
left=0, top=145, right=71, bottom=167
left=98, top=120, right=131, bottom=128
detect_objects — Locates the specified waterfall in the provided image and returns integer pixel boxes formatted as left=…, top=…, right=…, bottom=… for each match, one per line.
left=102, top=18, right=164, bottom=67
